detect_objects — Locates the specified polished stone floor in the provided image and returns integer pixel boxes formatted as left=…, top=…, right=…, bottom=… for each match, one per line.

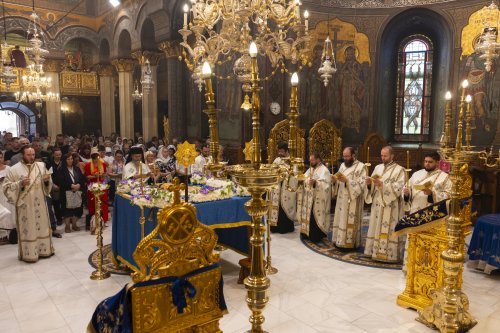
left=0, top=218, right=499, bottom=333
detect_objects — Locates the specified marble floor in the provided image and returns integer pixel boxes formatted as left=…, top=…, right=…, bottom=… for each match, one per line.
left=0, top=219, right=499, bottom=333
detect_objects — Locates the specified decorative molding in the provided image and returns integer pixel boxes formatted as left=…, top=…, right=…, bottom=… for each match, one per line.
left=60, top=71, right=100, bottom=96
left=112, top=58, right=136, bottom=72
left=158, top=41, right=182, bottom=59
left=131, top=50, right=163, bottom=66
left=95, top=64, right=115, bottom=77
left=317, top=0, right=459, bottom=8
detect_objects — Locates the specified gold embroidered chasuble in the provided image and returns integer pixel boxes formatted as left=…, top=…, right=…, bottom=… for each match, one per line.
left=268, top=157, right=297, bottom=226
left=297, top=163, right=331, bottom=236
left=364, top=161, right=405, bottom=262
left=331, top=160, right=367, bottom=249
left=3, top=161, right=54, bottom=262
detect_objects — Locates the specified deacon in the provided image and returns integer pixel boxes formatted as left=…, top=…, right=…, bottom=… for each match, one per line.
left=402, top=151, right=451, bottom=271
left=297, top=153, right=331, bottom=243
left=364, top=146, right=405, bottom=262
left=123, top=146, right=151, bottom=180
left=269, top=143, right=296, bottom=234
left=330, top=147, right=367, bottom=249
left=3, top=146, right=54, bottom=262
left=85, top=147, right=109, bottom=226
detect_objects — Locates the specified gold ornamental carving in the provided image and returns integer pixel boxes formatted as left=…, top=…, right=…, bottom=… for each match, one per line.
left=132, top=50, right=163, bottom=66
left=95, top=64, right=114, bottom=77
left=112, top=58, right=136, bottom=72
left=0, top=67, right=23, bottom=91
left=60, top=71, right=99, bottom=96
left=159, top=41, right=182, bottom=59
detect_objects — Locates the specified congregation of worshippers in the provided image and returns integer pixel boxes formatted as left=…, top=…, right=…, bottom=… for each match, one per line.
left=0, top=130, right=450, bottom=266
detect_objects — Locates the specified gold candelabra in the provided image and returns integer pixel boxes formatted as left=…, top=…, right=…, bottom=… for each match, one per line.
left=201, top=61, right=226, bottom=177
left=226, top=42, right=283, bottom=333
left=90, top=187, right=110, bottom=280
left=417, top=79, right=500, bottom=332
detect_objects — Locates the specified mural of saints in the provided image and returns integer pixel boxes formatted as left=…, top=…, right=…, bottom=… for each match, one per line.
left=337, top=46, right=366, bottom=132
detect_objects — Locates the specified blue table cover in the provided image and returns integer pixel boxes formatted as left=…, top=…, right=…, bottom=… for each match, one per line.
left=112, top=194, right=251, bottom=267
left=468, top=214, right=500, bottom=272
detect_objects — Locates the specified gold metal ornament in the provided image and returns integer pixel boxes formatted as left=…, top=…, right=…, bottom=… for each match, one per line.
left=90, top=187, right=110, bottom=280
left=225, top=43, right=282, bottom=333
left=244, top=139, right=254, bottom=162
left=175, top=141, right=198, bottom=168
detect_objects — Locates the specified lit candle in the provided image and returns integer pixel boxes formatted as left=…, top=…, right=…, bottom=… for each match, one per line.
left=406, top=150, right=410, bottom=169
left=367, top=146, right=370, bottom=164
left=183, top=4, right=189, bottom=28
left=304, top=10, right=309, bottom=31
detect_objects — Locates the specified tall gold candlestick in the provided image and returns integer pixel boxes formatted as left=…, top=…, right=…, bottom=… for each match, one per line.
left=250, top=42, right=261, bottom=170
left=465, top=95, right=472, bottom=149
left=455, top=80, right=468, bottom=151
left=442, top=91, right=452, bottom=149
left=90, top=188, right=110, bottom=280
left=139, top=161, right=143, bottom=195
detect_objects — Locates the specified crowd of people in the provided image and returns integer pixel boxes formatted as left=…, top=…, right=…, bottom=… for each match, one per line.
left=0, top=131, right=219, bottom=263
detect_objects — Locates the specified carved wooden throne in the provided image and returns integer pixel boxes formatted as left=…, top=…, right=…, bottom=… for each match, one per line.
left=308, top=119, right=342, bottom=168
left=89, top=179, right=225, bottom=333
left=267, top=119, right=305, bottom=163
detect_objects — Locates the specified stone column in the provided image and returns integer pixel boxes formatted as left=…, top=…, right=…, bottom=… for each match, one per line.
left=159, top=41, right=187, bottom=140
left=96, top=64, right=116, bottom=136
left=132, top=51, right=163, bottom=141
left=44, top=59, right=63, bottom=139
left=112, top=59, right=136, bottom=139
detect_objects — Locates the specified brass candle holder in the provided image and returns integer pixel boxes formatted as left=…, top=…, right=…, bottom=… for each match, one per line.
left=90, top=186, right=110, bottom=280
left=201, top=61, right=226, bottom=177
left=226, top=42, right=282, bottom=333
left=417, top=80, right=479, bottom=332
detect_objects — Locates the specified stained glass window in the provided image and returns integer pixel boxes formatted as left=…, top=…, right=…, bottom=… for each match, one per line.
left=395, top=35, right=433, bottom=141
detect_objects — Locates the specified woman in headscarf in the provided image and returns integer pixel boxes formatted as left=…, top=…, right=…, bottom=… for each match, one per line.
left=156, top=145, right=176, bottom=183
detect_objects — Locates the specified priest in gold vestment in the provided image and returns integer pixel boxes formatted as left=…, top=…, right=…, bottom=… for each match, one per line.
left=330, top=147, right=366, bottom=249
left=3, top=146, right=54, bottom=262
left=364, top=146, right=405, bottom=262
left=297, top=153, right=331, bottom=243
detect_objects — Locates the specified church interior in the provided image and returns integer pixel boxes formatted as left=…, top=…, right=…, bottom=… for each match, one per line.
left=0, top=0, right=499, bottom=332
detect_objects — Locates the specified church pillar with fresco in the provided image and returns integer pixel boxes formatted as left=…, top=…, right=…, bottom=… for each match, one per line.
left=112, top=59, right=135, bottom=139
left=132, top=51, right=162, bottom=140
left=96, top=64, right=116, bottom=136
left=44, top=59, right=63, bottom=139
left=159, top=41, right=186, bottom=140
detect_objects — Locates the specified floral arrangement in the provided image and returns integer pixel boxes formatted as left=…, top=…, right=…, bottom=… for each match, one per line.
left=191, top=171, right=207, bottom=185
left=190, top=183, right=233, bottom=203
left=130, top=185, right=173, bottom=208
left=88, top=182, right=110, bottom=192
left=117, top=178, right=139, bottom=194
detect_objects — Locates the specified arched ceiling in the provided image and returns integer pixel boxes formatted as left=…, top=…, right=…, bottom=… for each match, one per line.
left=306, top=0, right=460, bottom=8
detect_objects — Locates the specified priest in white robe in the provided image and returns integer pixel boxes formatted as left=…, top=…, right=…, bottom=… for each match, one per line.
left=3, top=146, right=54, bottom=262
left=297, top=153, right=331, bottom=243
left=123, top=147, right=151, bottom=181
left=269, top=143, right=297, bottom=234
left=364, top=146, right=405, bottom=263
left=402, top=151, right=451, bottom=270
left=330, top=147, right=367, bottom=249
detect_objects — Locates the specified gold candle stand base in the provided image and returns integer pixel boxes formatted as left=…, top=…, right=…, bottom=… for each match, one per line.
left=90, top=269, right=111, bottom=280
left=89, top=188, right=110, bottom=281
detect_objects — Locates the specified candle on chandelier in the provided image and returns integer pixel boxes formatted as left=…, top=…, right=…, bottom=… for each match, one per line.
left=249, top=42, right=258, bottom=58
left=183, top=4, right=189, bottom=28
left=304, top=10, right=309, bottom=31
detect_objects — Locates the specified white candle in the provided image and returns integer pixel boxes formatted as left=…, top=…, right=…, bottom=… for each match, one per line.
left=183, top=4, right=189, bottom=28
left=304, top=10, right=309, bottom=31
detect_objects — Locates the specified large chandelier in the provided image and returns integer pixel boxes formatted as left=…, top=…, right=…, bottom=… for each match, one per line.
left=132, top=80, right=143, bottom=103
left=179, top=0, right=311, bottom=92
left=0, top=0, right=16, bottom=90
left=318, top=36, right=337, bottom=87
left=474, top=1, right=500, bottom=72
left=15, top=4, right=59, bottom=108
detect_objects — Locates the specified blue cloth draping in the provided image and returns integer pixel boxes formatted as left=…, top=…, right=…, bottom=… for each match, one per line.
left=468, top=214, right=500, bottom=272
left=89, top=263, right=226, bottom=333
left=111, top=195, right=251, bottom=267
